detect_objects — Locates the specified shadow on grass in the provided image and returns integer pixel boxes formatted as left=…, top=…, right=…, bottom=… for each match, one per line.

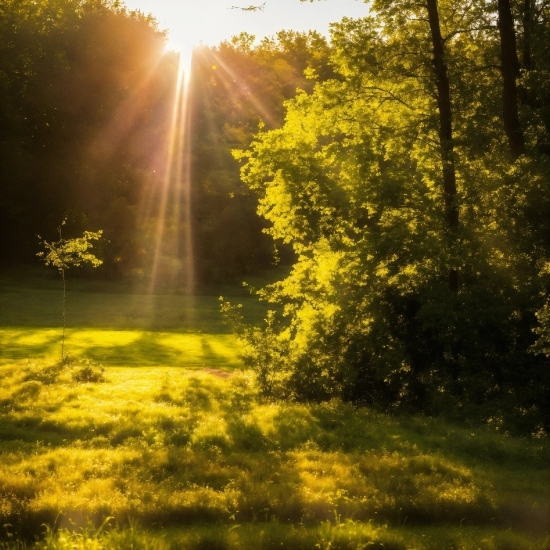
left=0, top=363, right=548, bottom=539
left=0, top=329, right=63, bottom=362
left=0, top=328, right=241, bottom=368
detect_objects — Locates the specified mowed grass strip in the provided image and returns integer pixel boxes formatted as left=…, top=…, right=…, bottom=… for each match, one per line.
left=0, top=270, right=267, bottom=332
left=0, top=359, right=548, bottom=549
left=0, top=328, right=241, bottom=368
left=0, top=274, right=254, bottom=367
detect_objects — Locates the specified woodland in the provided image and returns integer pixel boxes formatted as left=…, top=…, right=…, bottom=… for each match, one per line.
left=0, top=0, right=549, bottom=548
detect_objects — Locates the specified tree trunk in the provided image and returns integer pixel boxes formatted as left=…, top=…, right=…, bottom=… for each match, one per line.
left=426, top=0, right=459, bottom=291
left=62, top=267, right=66, bottom=361
left=522, top=0, right=532, bottom=70
left=497, top=0, right=526, bottom=160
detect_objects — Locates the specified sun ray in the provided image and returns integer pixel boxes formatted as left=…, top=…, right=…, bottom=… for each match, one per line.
left=146, top=39, right=276, bottom=297
left=149, top=46, right=195, bottom=297
left=209, top=50, right=279, bottom=128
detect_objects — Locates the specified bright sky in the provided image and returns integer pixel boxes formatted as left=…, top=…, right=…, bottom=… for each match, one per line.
left=122, top=0, right=368, bottom=50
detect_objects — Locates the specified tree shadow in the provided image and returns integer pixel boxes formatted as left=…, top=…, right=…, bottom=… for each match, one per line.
left=0, top=328, right=63, bottom=363
left=0, top=328, right=241, bottom=368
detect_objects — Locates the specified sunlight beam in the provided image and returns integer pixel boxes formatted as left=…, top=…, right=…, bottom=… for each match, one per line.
left=149, top=46, right=195, bottom=297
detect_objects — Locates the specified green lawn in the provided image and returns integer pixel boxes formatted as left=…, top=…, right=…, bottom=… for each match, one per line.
left=0, top=268, right=263, bottom=367
left=0, top=270, right=549, bottom=549
left=0, top=328, right=241, bottom=368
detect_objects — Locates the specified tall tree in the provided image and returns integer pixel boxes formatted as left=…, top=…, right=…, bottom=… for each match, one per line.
left=235, top=0, right=549, bottom=432
left=497, top=0, right=526, bottom=159
left=425, top=0, right=459, bottom=290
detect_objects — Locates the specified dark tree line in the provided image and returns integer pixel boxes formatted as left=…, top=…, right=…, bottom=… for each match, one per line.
left=0, top=0, right=332, bottom=285
left=0, top=0, right=174, bottom=278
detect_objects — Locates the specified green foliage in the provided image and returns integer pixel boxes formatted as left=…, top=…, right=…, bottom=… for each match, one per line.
left=221, top=299, right=291, bottom=398
left=70, top=359, right=106, bottom=384
left=4, top=523, right=549, bottom=550
left=1, top=518, right=169, bottom=549
left=236, top=0, right=550, bottom=433
left=190, top=32, right=334, bottom=283
left=38, top=227, right=103, bottom=273
left=533, top=262, right=550, bottom=359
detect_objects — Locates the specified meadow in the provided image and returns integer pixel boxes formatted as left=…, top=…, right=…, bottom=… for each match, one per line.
left=0, top=269, right=549, bottom=549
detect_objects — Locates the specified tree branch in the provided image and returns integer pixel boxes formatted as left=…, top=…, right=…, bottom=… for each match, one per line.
left=229, top=2, right=266, bottom=11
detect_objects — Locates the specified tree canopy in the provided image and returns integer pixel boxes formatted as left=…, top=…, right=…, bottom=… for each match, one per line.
left=234, top=0, right=550, bottom=433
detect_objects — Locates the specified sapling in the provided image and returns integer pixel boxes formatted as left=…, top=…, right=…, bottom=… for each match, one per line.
left=38, top=220, right=103, bottom=360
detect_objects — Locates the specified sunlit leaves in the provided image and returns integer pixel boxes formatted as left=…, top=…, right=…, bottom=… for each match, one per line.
left=38, top=228, right=103, bottom=273
left=236, top=0, right=549, bottom=432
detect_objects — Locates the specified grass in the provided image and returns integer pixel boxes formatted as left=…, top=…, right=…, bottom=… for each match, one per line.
left=4, top=522, right=548, bottom=550
left=0, top=267, right=263, bottom=367
left=0, top=359, right=548, bottom=549
left=0, top=268, right=549, bottom=549
left=0, top=328, right=240, bottom=368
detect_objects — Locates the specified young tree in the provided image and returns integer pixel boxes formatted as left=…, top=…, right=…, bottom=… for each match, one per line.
left=38, top=221, right=103, bottom=360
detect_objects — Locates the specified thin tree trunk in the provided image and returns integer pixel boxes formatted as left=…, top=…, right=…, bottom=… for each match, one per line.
left=497, top=0, right=526, bottom=160
left=62, top=267, right=66, bottom=361
left=426, top=0, right=459, bottom=291
left=59, top=224, right=66, bottom=361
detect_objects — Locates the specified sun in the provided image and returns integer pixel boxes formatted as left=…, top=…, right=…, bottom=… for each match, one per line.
left=164, top=39, right=183, bottom=54
left=164, top=39, right=194, bottom=84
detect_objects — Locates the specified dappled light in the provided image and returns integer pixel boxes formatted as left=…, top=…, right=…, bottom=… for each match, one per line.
left=0, top=0, right=549, bottom=547
left=0, top=362, right=548, bottom=547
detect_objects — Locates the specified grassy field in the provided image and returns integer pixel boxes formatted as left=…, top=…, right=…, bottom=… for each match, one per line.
left=0, top=267, right=262, bottom=368
left=0, top=269, right=549, bottom=549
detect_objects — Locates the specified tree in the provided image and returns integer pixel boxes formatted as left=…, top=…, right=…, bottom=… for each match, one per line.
left=38, top=222, right=103, bottom=360
left=190, top=32, right=333, bottom=283
left=425, top=0, right=459, bottom=290
left=497, top=0, right=526, bottom=160
left=234, top=0, right=549, bottom=432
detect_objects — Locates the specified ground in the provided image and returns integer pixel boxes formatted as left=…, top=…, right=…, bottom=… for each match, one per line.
left=0, top=269, right=548, bottom=549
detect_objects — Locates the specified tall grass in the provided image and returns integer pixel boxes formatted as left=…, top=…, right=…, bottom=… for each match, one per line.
left=0, top=358, right=548, bottom=548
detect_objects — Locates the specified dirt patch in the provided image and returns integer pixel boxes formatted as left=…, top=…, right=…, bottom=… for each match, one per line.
left=202, top=368, right=233, bottom=379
